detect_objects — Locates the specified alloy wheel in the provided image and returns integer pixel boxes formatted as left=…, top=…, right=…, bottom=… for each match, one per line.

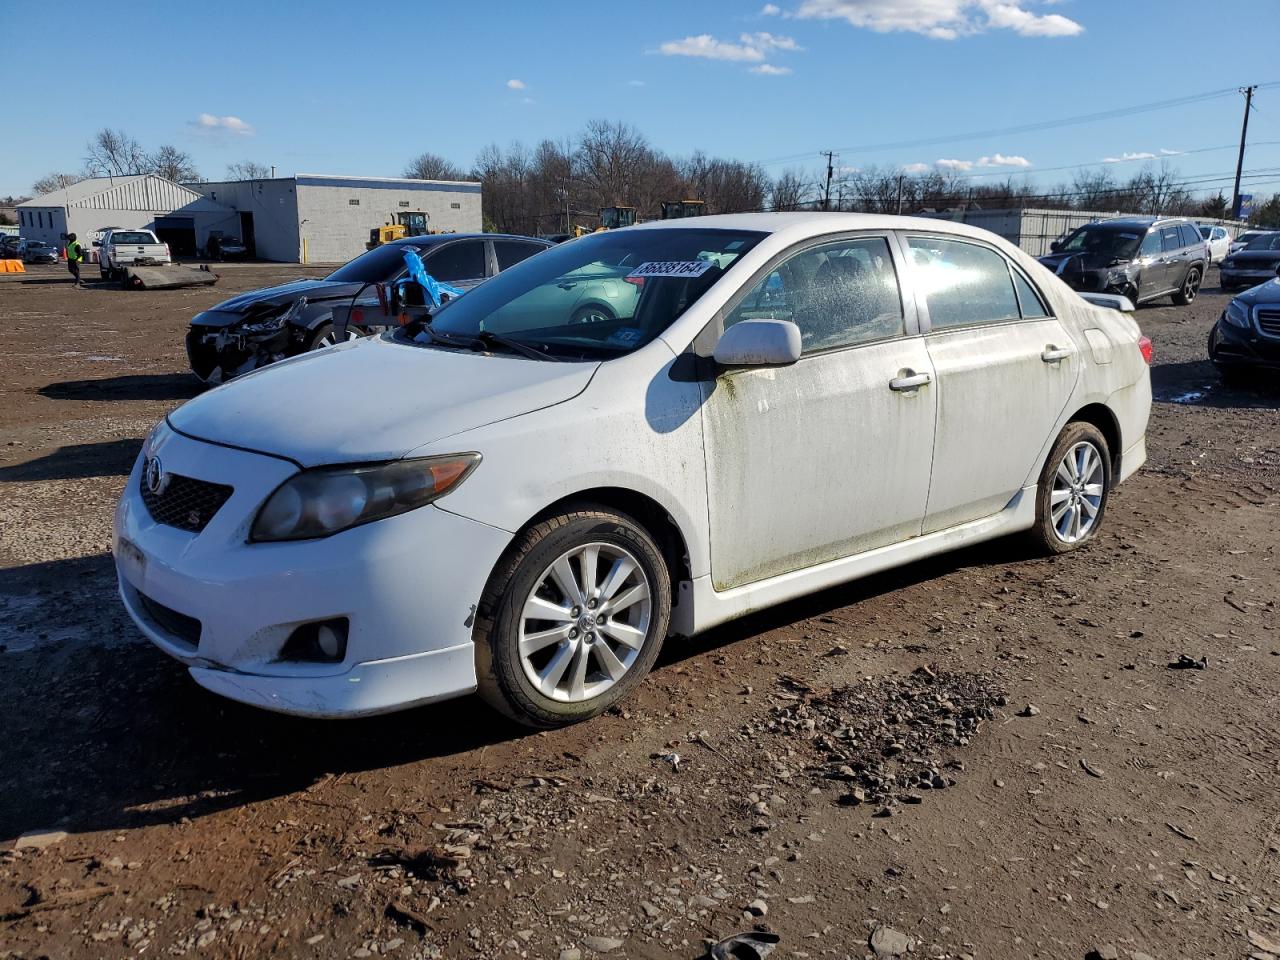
left=1050, top=441, right=1105, bottom=544
left=518, top=542, right=652, bottom=702
left=1182, top=269, right=1201, bottom=302
left=315, top=329, right=361, bottom=348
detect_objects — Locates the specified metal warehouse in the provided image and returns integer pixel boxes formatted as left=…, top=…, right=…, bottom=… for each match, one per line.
left=16, top=175, right=238, bottom=255
left=190, top=174, right=483, bottom=264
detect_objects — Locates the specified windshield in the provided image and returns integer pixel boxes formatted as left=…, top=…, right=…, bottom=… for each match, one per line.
left=418, top=228, right=765, bottom=359
left=1244, top=233, right=1280, bottom=251
left=1058, top=226, right=1143, bottom=261
left=326, top=243, right=416, bottom=283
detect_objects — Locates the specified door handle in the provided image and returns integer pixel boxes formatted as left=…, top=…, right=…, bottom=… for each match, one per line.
left=1041, top=346, right=1072, bottom=363
left=889, top=371, right=932, bottom=392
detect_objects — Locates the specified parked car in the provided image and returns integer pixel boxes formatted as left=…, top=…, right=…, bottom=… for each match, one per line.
left=116, top=212, right=1152, bottom=726
left=185, top=233, right=552, bottom=383
left=22, top=240, right=59, bottom=264
left=1, top=237, right=28, bottom=259
left=1199, top=224, right=1231, bottom=264
left=1219, top=231, right=1280, bottom=291
left=1038, top=216, right=1208, bottom=306
left=97, top=228, right=171, bottom=279
left=1230, top=229, right=1271, bottom=255
left=208, top=234, right=248, bottom=260
left=1208, top=277, right=1280, bottom=379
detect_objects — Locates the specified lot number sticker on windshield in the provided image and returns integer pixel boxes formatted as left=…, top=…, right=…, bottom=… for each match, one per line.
left=627, top=260, right=716, bottom=279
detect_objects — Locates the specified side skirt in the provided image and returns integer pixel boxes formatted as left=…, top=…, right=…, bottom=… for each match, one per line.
left=672, top=486, right=1038, bottom=637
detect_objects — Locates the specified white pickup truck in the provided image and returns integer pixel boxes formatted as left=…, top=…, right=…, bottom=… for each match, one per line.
left=97, top=228, right=171, bottom=279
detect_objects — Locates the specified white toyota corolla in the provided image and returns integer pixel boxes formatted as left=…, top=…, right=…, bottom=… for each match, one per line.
left=115, top=213, right=1152, bottom=727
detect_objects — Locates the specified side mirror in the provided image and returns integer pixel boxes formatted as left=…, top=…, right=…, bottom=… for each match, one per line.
left=1049, top=240, right=1062, bottom=252
left=713, top=319, right=802, bottom=368
left=92, top=240, right=101, bottom=247
left=1079, top=292, right=1135, bottom=312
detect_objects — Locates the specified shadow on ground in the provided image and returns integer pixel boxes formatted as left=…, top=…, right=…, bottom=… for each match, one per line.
left=0, top=533, right=1027, bottom=842
left=0, top=438, right=141, bottom=482
left=39, top=374, right=201, bottom=403
left=1151, top=359, right=1280, bottom=409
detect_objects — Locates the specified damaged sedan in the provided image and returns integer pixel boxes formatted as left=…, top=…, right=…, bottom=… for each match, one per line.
left=117, top=213, right=1151, bottom=727
left=185, top=233, right=551, bottom=383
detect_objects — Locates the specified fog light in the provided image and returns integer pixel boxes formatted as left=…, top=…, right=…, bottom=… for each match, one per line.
left=278, top=618, right=349, bottom=664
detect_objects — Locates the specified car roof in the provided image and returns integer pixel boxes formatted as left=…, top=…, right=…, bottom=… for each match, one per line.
left=623, top=211, right=1041, bottom=247
left=388, top=233, right=549, bottom=248
left=1091, top=216, right=1194, bottom=230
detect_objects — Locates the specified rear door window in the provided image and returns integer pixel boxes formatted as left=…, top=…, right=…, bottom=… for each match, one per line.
left=1178, top=224, right=1201, bottom=248
left=494, top=240, right=545, bottom=271
left=1159, top=226, right=1183, bottom=251
left=908, top=236, right=1021, bottom=330
left=425, top=240, right=485, bottom=283
left=1011, top=269, right=1051, bottom=319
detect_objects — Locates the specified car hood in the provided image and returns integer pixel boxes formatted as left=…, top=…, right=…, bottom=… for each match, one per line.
left=168, top=335, right=599, bottom=466
left=1226, top=250, right=1280, bottom=266
left=1037, top=251, right=1129, bottom=273
left=209, top=279, right=359, bottom=314
left=1234, top=277, right=1280, bottom=305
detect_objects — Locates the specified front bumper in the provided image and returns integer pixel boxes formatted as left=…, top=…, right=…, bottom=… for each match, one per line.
left=1209, top=317, right=1280, bottom=370
left=1057, top=269, right=1133, bottom=296
left=113, top=425, right=513, bottom=717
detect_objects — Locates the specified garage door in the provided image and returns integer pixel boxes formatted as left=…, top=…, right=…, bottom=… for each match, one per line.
left=154, top=217, right=195, bottom=257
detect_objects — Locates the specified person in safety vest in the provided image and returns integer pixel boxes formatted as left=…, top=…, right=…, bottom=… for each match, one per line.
left=65, top=233, right=84, bottom=286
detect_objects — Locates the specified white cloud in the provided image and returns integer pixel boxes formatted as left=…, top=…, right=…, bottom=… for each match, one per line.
left=658, top=31, right=802, bottom=63
left=761, top=2, right=782, bottom=13
left=193, top=113, right=253, bottom=136
left=1160, top=147, right=1183, bottom=156
left=506, top=79, right=526, bottom=90
left=751, top=63, right=793, bottom=74
left=1102, top=151, right=1156, bottom=163
left=794, top=0, right=1083, bottom=39
left=976, top=152, right=1030, bottom=167
left=908, top=153, right=1030, bottom=173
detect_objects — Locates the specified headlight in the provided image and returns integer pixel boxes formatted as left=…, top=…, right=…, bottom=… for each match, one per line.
left=1106, top=267, right=1132, bottom=286
left=1223, top=299, right=1251, bottom=330
left=251, top=454, right=481, bottom=542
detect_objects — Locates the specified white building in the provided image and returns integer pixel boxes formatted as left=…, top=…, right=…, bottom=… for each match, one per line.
left=16, top=176, right=239, bottom=255
left=190, top=174, right=484, bottom=264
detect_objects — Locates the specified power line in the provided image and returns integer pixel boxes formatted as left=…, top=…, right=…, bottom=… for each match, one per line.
left=754, top=81, right=1280, bottom=168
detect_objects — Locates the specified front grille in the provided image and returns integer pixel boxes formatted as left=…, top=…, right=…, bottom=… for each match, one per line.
left=139, top=593, right=201, bottom=649
left=140, top=472, right=233, bottom=533
left=1258, top=308, right=1280, bottom=339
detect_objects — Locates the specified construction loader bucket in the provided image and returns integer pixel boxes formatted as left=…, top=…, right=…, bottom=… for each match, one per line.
left=0, top=259, right=25, bottom=274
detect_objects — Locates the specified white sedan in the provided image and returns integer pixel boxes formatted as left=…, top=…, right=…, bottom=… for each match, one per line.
left=114, top=213, right=1152, bottom=727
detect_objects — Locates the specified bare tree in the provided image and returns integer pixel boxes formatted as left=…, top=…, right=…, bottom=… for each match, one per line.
left=225, top=161, right=272, bottom=181
left=403, top=152, right=466, bottom=181
left=149, top=145, right=200, bottom=182
left=770, top=169, right=811, bottom=211
left=31, top=172, right=83, bottom=196
left=84, top=128, right=148, bottom=177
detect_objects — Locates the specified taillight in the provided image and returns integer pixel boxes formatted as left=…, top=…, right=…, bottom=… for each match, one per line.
left=164, top=243, right=171, bottom=257
left=1138, top=335, right=1154, bottom=364
left=623, top=276, right=645, bottom=288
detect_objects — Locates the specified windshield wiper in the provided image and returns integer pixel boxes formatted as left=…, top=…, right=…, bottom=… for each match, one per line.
left=471, top=330, right=564, bottom=362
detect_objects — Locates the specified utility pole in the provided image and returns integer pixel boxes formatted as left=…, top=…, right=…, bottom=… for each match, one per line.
left=895, top=174, right=905, bottom=215
left=821, top=151, right=835, bottom=211
left=1231, top=85, right=1256, bottom=220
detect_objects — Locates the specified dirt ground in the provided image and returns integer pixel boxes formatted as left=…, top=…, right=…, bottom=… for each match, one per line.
left=0, top=261, right=1277, bottom=960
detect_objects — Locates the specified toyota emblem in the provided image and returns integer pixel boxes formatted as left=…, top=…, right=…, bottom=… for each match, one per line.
left=144, top=456, right=169, bottom=496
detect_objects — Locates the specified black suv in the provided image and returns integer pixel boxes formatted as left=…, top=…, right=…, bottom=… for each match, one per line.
left=1038, top=216, right=1207, bottom=306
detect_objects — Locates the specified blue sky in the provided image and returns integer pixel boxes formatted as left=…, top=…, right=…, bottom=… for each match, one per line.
left=4, top=0, right=1278, bottom=202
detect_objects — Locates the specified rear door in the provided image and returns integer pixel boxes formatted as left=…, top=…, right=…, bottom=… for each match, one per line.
left=905, top=234, right=1080, bottom=534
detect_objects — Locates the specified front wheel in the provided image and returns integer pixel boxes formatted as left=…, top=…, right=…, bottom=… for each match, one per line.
left=475, top=507, right=671, bottom=727
left=1029, top=422, right=1111, bottom=555
left=1172, top=266, right=1202, bottom=305
left=306, top=322, right=362, bottom=350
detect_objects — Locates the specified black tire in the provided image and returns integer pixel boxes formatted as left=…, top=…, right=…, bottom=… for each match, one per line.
left=474, top=506, right=671, bottom=728
left=1171, top=266, right=1202, bottom=305
left=1028, top=422, right=1112, bottom=556
left=570, top=303, right=616, bottom=324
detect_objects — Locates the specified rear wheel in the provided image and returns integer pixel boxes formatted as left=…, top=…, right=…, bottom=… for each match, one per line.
left=474, top=507, right=671, bottom=727
left=1029, top=422, right=1111, bottom=555
left=571, top=303, right=616, bottom=324
left=1172, top=266, right=1202, bottom=305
